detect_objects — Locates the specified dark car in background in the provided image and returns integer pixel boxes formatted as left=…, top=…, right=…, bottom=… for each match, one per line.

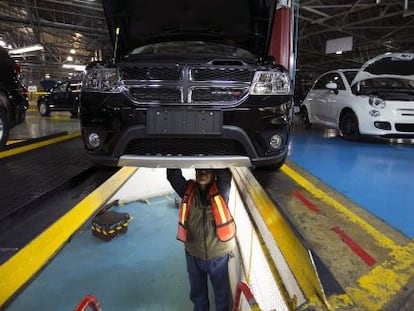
left=80, top=0, right=293, bottom=169
left=0, top=47, right=29, bottom=149
left=37, top=79, right=82, bottom=117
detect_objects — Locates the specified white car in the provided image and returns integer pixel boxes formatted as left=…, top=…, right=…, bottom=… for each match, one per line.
left=300, top=53, right=414, bottom=140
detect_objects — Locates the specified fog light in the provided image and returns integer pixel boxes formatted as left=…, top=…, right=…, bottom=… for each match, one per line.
left=374, top=121, right=391, bottom=130
left=269, top=134, right=283, bottom=149
left=88, top=133, right=101, bottom=148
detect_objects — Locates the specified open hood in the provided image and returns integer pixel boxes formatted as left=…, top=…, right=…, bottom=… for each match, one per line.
left=351, top=53, right=414, bottom=86
left=102, top=0, right=276, bottom=59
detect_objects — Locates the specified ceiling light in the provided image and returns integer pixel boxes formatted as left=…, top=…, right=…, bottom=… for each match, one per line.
left=9, top=44, right=44, bottom=54
left=62, top=64, right=85, bottom=71
left=70, top=49, right=76, bottom=54
left=67, top=56, right=73, bottom=61
left=335, top=51, right=343, bottom=55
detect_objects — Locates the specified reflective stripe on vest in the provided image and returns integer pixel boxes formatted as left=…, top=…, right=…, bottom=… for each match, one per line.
left=176, top=181, right=196, bottom=242
left=177, top=180, right=236, bottom=242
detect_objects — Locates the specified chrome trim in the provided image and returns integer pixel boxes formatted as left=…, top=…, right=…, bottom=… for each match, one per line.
left=117, top=155, right=252, bottom=168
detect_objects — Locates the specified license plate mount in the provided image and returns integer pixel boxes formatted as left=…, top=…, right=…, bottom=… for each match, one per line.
left=147, top=109, right=223, bottom=135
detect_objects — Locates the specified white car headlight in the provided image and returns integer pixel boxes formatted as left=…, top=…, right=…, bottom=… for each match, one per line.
left=369, top=96, right=385, bottom=109
left=83, top=68, right=120, bottom=92
left=249, top=70, right=291, bottom=95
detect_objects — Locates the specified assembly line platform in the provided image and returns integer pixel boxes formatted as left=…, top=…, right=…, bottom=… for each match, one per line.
left=0, top=112, right=413, bottom=310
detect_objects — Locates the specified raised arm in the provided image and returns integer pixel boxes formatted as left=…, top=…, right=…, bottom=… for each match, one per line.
left=166, top=168, right=188, bottom=198
left=215, top=169, right=232, bottom=203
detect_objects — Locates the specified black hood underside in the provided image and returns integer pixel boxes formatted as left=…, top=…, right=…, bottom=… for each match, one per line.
left=102, top=0, right=276, bottom=59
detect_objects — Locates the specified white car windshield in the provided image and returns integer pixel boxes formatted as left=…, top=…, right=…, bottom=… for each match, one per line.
left=343, top=71, right=358, bottom=85
left=360, top=78, right=414, bottom=90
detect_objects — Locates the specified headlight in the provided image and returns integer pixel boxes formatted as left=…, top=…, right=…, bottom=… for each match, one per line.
left=249, top=70, right=291, bottom=95
left=369, top=96, right=385, bottom=109
left=83, top=68, right=120, bottom=92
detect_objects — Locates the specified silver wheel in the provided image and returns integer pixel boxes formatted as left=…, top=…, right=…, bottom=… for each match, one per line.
left=300, top=107, right=311, bottom=129
left=339, top=111, right=360, bottom=141
left=38, top=101, right=50, bottom=116
left=0, top=109, right=9, bottom=149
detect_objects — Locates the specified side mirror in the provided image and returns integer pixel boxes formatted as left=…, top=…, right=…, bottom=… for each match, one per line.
left=326, top=82, right=337, bottom=90
left=326, top=82, right=339, bottom=94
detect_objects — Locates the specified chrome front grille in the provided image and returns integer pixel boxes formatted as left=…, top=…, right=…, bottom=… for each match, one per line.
left=190, top=68, right=253, bottom=81
left=191, top=87, right=247, bottom=102
left=121, top=67, right=181, bottom=81
left=395, top=123, right=414, bottom=132
left=122, top=65, right=252, bottom=104
left=398, top=108, right=414, bottom=117
left=129, top=87, right=181, bottom=103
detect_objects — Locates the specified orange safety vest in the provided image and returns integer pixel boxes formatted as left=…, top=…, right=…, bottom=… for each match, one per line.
left=177, top=180, right=236, bottom=242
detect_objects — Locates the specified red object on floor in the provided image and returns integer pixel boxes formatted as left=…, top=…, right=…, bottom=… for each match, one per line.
left=332, top=226, right=376, bottom=266
left=73, top=295, right=102, bottom=311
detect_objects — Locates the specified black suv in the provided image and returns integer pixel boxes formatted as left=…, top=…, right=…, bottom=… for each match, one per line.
left=0, top=47, right=28, bottom=149
left=80, top=0, right=293, bottom=169
left=37, top=79, right=82, bottom=117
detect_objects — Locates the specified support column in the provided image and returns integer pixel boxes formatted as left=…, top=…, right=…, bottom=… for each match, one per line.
left=268, top=1, right=293, bottom=72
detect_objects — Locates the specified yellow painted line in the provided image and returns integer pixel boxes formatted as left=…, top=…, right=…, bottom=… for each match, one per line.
left=281, top=163, right=414, bottom=310
left=0, top=166, right=138, bottom=307
left=48, top=115, right=74, bottom=120
left=232, top=167, right=332, bottom=308
left=26, top=113, right=73, bottom=120
left=6, top=140, right=25, bottom=145
left=0, top=132, right=81, bottom=159
left=347, top=242, right=414, bottom=310
left=281, top=164, right=397, bottom=250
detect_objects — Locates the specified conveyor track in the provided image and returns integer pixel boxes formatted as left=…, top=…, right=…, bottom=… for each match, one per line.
left=0, top=136, right=118, bottom=264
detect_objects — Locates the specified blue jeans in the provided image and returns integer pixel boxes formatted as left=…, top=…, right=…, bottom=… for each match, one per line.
left=185, top=252, right=231, bottom=311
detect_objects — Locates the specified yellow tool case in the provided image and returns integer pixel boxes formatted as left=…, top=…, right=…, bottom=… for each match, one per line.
left=91, top=211, right=130, bottom=241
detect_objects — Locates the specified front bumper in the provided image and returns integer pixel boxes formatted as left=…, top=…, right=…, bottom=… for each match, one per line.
left=80, top=92, right=292, bottom=168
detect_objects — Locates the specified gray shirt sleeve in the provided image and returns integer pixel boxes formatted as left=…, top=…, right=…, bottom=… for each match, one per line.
left=166, top=168, right=188, bottom=198
left=215, top=169, right=232, bottom=203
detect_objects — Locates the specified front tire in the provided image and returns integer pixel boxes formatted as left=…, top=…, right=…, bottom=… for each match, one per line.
left=0, top=108, right=10, bottom=150
left=339, top=111, right=360, bottom=141
left=300, top=107, right=311, bottom=129
left=38, top=101, right=50, bottom=116
left=70, top=104, right=80, bottom=118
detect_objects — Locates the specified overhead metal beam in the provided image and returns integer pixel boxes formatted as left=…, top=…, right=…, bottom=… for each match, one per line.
left=0, top=14, right=108, bottom=35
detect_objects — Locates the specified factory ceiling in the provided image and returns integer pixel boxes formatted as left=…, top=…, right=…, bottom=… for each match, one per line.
left=0, top=0, right=413, bottom=86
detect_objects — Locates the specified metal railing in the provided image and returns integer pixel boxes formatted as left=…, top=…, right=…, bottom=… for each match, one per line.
left=232, top=281, right=261, bottom=311
left=73, top=295, right=101, bottom=311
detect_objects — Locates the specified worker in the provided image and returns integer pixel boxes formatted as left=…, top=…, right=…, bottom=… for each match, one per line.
left=167, top=168, right=236, bottom=311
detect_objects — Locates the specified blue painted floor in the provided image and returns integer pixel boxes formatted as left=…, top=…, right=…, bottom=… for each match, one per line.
left=6, top=122, right=414, bottom=310
left=7, top=195, right=192, bottom=311
left=289, top=127, right=414, bottom=238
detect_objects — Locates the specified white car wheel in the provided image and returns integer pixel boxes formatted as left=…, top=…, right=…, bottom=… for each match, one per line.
left=300, top=107, right=311, bottom=129
left=339, top=111, right=360, bottom=141
left=38, top=101, right=50, bottom=116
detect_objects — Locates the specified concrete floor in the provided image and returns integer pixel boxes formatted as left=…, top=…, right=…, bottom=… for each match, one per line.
left=6, top=196, right=193, bottom=311
left=10, top=108, right=80, bottom=141
left=4, top=109, right=414, bottom=310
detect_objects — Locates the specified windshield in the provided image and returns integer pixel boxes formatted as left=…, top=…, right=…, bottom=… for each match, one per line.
left=343, top=70, right=358, bottom=85
left=359, top=78, right=414, bottom=90
left=129, top=41, right=256, bottom=59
